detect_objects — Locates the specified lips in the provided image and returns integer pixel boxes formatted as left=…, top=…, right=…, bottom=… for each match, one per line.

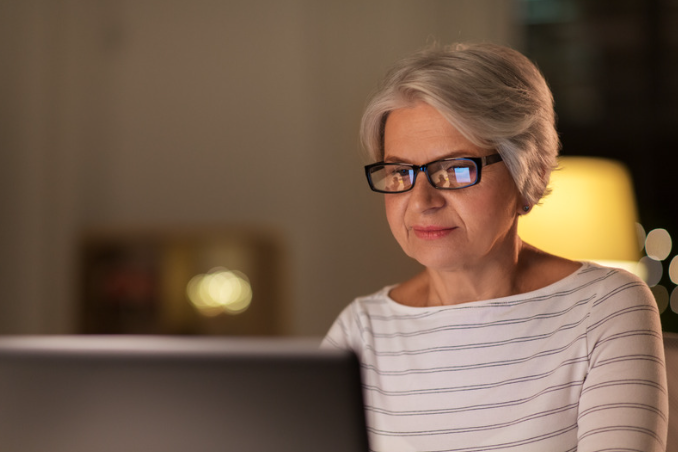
left=411, top=225, right=456, bottom=240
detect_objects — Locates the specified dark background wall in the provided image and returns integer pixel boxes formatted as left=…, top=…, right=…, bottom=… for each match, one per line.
left=520, top=0, right=678, bottom=330
left=0, top=0, right=519, bottom=336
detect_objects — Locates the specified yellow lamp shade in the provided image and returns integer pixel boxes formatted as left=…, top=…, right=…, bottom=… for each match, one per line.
left=518, top=157, right=641, bottom=272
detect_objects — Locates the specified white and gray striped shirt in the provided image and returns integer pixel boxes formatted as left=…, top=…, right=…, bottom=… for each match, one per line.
left=323, top=262, right=668, bottom=452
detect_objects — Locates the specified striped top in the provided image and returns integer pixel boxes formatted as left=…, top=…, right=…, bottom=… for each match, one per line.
left=322, top=262, right=668, bottom=452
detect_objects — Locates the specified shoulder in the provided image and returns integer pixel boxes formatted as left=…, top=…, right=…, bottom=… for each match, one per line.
left=520, top=259, right=655, bottom=322
left=347, top=285, right=395, bottom=314
left=557, top=261, right=653, bottom=307
left=578, top=262, right=652, bottom=301
left=578, top=263, right=661, bottom=342
left=321, top=286, right=394, bottom=351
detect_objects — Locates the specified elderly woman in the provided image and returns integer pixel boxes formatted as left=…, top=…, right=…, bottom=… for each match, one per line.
left=323, top=43, right=668, bottom=452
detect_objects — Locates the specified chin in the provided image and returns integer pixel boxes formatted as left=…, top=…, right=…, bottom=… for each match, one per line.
left=406, top=249, right=468, bottom=271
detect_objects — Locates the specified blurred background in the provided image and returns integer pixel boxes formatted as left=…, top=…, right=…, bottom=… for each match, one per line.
left=1, top=0, right=676, bottom=337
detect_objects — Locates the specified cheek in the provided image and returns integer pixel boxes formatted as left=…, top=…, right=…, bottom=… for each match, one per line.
left=384, top=196, right=406, bottom=235
left=483, top=186, right=521, bottom=227
left=384, top=196, right=397, bottom=222
left=482, top=172, right=521, bottom=212
left=459, top=184, right=520, bottom=232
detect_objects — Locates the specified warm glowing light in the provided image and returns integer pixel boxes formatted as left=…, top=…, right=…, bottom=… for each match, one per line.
left=670, top=256, right=678, bottom=285
left=640, top=256, right=663, bottom=287
left=651, top=285, right=669, bottom=314
left=186, top=267, right=252, bottom=316
left=518, top=157, right=641, bottom=274
left=645, top=228, right=672, bottom=261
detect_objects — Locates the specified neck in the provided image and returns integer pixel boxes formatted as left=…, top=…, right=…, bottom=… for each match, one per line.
left=390, top=237, right=581, bottom=308
left=424, top=238, right=525, bottom=307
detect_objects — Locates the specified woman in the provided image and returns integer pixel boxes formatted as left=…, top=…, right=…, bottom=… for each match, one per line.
left=323, top=43, right=668, bottom=452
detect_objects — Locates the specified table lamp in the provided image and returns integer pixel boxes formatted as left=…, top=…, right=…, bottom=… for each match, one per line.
left=518, top=156, right=642, bottom=275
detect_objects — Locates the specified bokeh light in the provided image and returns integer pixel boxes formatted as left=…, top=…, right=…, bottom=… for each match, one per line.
left=645, top=228, right=672, bottom=261
left=639, top=256, right=663, bottom=287
left=636, top=223, right=646, bottom=252
left=669, top=256, right=678, bottom=285
left=186, top=267, right=252, bottom=316
left=671, top=287, right=678, bottom=314
left=651, top=285, right=669, bottom=314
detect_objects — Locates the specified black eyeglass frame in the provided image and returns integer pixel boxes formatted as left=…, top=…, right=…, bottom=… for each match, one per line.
left=364, top=153, right=503, bottom=193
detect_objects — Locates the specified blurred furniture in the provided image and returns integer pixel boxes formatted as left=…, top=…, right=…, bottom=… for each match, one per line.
left=80, top=227, right=287, bottom=335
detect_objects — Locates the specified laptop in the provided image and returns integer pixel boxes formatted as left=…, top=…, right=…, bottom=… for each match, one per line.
left=0, top=336, right=370, bottom=452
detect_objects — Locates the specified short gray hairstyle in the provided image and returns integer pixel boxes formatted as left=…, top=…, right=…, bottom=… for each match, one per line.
left=360, top=42, right=560, bottom=205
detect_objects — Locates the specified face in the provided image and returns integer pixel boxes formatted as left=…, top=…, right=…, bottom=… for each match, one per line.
left=382, top=102, right=524, bottom=272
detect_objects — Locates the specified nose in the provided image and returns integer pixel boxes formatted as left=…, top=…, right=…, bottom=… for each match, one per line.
left=409, top=170, right=446, bottom=211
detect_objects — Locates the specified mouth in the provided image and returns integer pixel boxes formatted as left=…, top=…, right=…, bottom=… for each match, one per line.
left=411, top=226, right=457, bottom=240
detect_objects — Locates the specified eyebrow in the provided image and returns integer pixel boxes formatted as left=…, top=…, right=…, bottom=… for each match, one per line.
left=383, top=150, right=470, bottom=164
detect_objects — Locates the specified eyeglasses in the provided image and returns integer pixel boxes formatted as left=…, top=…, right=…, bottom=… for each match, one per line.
left=364, top=153, right=503, bottom=193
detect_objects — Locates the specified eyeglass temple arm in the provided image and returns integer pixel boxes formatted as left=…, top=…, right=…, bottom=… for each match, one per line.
left=483, top=154, right=503, bottom=166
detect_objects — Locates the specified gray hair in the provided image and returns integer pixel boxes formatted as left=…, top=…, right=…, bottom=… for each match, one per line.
left=360, top=42, right=560, bottom=205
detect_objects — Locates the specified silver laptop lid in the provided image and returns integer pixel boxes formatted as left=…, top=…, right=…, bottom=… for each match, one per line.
left=0, top=336, right=369, bottom=452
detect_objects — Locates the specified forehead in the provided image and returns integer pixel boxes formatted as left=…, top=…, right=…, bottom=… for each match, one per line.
left=383, top=103, right=483, bottom=163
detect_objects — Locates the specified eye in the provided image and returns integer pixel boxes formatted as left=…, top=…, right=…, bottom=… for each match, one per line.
left=385, top=166, right=412, bottom=177
left=443, top=161, right=472, bottom=172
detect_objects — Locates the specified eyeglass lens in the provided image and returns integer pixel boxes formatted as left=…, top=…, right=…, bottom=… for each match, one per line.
left=368, top=159, right=479, bottom=192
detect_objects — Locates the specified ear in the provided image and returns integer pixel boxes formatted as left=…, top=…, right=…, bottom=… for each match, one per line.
left=517, top=198, right=531, bottom=215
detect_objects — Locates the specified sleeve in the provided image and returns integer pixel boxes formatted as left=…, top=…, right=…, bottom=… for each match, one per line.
left=321, top=302, right=361, bottom=352
left=577, top=270, right=668, bottom=451
left=321, top=305, right=352, bottom=350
